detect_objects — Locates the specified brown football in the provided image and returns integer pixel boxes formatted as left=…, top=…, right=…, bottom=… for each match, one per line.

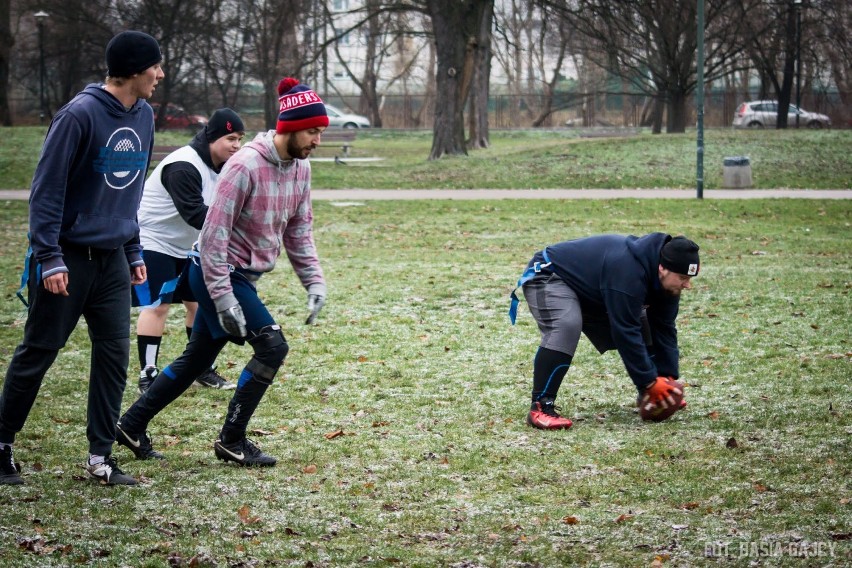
left=638, top=379, right=686, bottom=422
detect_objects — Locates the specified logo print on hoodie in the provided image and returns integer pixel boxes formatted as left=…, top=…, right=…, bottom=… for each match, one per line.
left=93, top=127, right=148, bottom=189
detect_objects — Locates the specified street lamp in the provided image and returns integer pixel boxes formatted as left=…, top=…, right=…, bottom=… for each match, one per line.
left=793, top=0, right=802, bottom=128
left=34, top=10, right=49, bottom=124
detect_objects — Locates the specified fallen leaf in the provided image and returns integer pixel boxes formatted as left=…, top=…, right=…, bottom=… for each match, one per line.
left=753, top=483, right=768, bottom=492
left=680, top=502, right=699, bottom=510
left=562, top=516, right=579, bottom=525
left=249, top=428, right=273, bottom=436
left=707, top=411, right=720, bottom=420
left=357, top=356, right=368, bottom=362
left=615, top=514, right=634, bottom=523
left=302, top=464, right=318, bottom=474
left=372, top=421, right=390, bottom=427
left=238, top=504, right=261, bottom=524
left=325, top=430, right=345, bottom=440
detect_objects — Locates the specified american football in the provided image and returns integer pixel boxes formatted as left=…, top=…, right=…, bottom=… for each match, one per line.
left=638, top=378, right=686, bottom=422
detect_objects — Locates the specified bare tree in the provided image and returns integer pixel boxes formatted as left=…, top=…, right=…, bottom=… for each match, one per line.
left=0, top=0, right=12, bottom=125
left=466, top=0, right=493, bottom=148
left=550, top=0, right=751, bottom=133
left=738, top=0, right=800, bottom=128
left=816, top=0, right=851, bottom=124
left=243, top=0, right=310, bottom=130
left=192, top=0, right=253, bottom=110
left=324, top=0, right=389, bottom=127
left=492, top=1, right=576, bottom=128
left=423, top=0, right=493, bottom=160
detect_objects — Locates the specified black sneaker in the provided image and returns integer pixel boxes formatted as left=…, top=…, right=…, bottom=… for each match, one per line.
left=0, top=445, right=24, bottom=485
left=139, top=366, right=159, bottom=395
left=116, top=421, right=165, bottom=460
left=84, top=455, right=138, bottom=486
left=214, top=437, right=277, bottom=467
left=195, top=367, right=236, bottom=390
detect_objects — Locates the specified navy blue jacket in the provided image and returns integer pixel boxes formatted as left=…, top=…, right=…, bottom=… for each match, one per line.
left=529, top=233, right=680, bottom=388
left=28, top=84, right=155, bottom=278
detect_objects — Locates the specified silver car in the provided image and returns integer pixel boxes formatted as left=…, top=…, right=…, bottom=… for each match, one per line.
left=732, top=100, right=830, bottom=129
left=324, top=104, right=371, bottom=128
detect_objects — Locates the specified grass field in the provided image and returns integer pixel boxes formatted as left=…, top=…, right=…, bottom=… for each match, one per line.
left=0, top=197, right=849, bottom=567
left=1, top=126, right=850, bottom=191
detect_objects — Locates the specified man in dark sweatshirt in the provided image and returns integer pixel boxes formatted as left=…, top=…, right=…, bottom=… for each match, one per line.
left=509, top=233, right=700, bottom=429
left=0, top=31, right=164, bottom=485
left=132, top=109, right=245, bottom=395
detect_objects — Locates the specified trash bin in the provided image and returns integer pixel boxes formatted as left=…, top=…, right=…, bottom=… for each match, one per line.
left=723, top=156, right=752, bottom=189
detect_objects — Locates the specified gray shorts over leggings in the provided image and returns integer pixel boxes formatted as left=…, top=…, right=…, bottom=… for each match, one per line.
left=522, top=273, right=582, bottom=356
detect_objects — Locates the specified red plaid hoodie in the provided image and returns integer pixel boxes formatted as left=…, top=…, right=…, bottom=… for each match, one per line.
left=198, top=130, right=325, bottom=302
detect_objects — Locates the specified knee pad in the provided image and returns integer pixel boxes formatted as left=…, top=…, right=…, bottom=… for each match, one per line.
left=245, top=325, right=289, bottom=381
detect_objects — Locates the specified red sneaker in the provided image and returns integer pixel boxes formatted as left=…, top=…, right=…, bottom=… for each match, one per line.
left=527, top=401, right=573, bottom=430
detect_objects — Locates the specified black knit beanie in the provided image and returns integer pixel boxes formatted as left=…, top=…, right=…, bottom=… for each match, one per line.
left=106, top=31, right=162, bottom=78
left=205, top=108, right=245, bottom=142
left=660, top=236, right=700, bottom=276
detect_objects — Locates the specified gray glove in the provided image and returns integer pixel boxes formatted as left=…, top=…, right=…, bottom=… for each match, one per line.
left=213, top=293, right=247, bottom=337
left=305, top=283, right=327, bottom=325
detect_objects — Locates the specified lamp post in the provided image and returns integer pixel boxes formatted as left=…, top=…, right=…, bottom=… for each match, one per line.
left=696, top=0, right=705, bottom=199
left=794, top=0, right=802, bottom=128
left=34, top=10, right=49, bottom=124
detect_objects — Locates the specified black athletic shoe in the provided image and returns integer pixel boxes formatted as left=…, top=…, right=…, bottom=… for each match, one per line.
left=138, top=366, right=159, bottom=395
left=115, top=421, right=165, bottom=460
left=85, top=455, right=138, bottom=486
left=214, top=437, right=277, bottom=467
left=0, top=445, right=24, bottom=485
left=195, top=367, right=236, bottom=390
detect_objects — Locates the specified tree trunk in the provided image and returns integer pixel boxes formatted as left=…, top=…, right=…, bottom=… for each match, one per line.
left=665, top=89, right=688, bottom=133
left=776, top=0, right=797, bottom=129
left=0, top=0, right=11, bottom=126
left=650, top=94, right=664, bottom=134
left=426, top=0, right=491, bottom=160
left=467, top=0, right=493, bottom=149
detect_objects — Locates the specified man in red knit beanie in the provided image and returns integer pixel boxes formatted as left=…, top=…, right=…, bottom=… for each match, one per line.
left=114, top=78, right=329, bottom=468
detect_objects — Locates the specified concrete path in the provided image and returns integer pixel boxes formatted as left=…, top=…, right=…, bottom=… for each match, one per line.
left=2, top=188, right=850, bottom=201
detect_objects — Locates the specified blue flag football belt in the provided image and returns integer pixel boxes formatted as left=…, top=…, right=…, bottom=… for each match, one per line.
left=15, top=234, right=40, bottom=308
left=17, top=241, right=188, bottom=310
left=508, top=247, right=551, bottom=325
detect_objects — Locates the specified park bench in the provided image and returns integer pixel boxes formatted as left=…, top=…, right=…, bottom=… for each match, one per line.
left=318, top=129, right=357, bottom=158
left=151, top=128, right=359, bottom=169
left=149, top=145, right=182, bottom=169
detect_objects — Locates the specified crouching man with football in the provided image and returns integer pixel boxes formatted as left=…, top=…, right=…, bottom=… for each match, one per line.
left=509, top=233, right=700, bottom=429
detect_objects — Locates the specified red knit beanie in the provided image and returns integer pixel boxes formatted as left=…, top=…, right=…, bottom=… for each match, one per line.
left=276, top=78, right=329, bottom=134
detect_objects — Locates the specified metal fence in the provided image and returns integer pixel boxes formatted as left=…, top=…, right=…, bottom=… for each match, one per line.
left=8, top=90, right=849, bottom=130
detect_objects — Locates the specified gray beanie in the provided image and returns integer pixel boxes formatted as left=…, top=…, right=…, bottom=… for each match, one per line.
left=106, top=31, right=162, bottom=78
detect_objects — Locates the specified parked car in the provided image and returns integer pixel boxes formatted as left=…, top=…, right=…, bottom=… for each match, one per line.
left=324, top=104, right=371, bottom=128
left=732, top=100, right=831, bottom=129
left=150, top=103, right=208, bottom=131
